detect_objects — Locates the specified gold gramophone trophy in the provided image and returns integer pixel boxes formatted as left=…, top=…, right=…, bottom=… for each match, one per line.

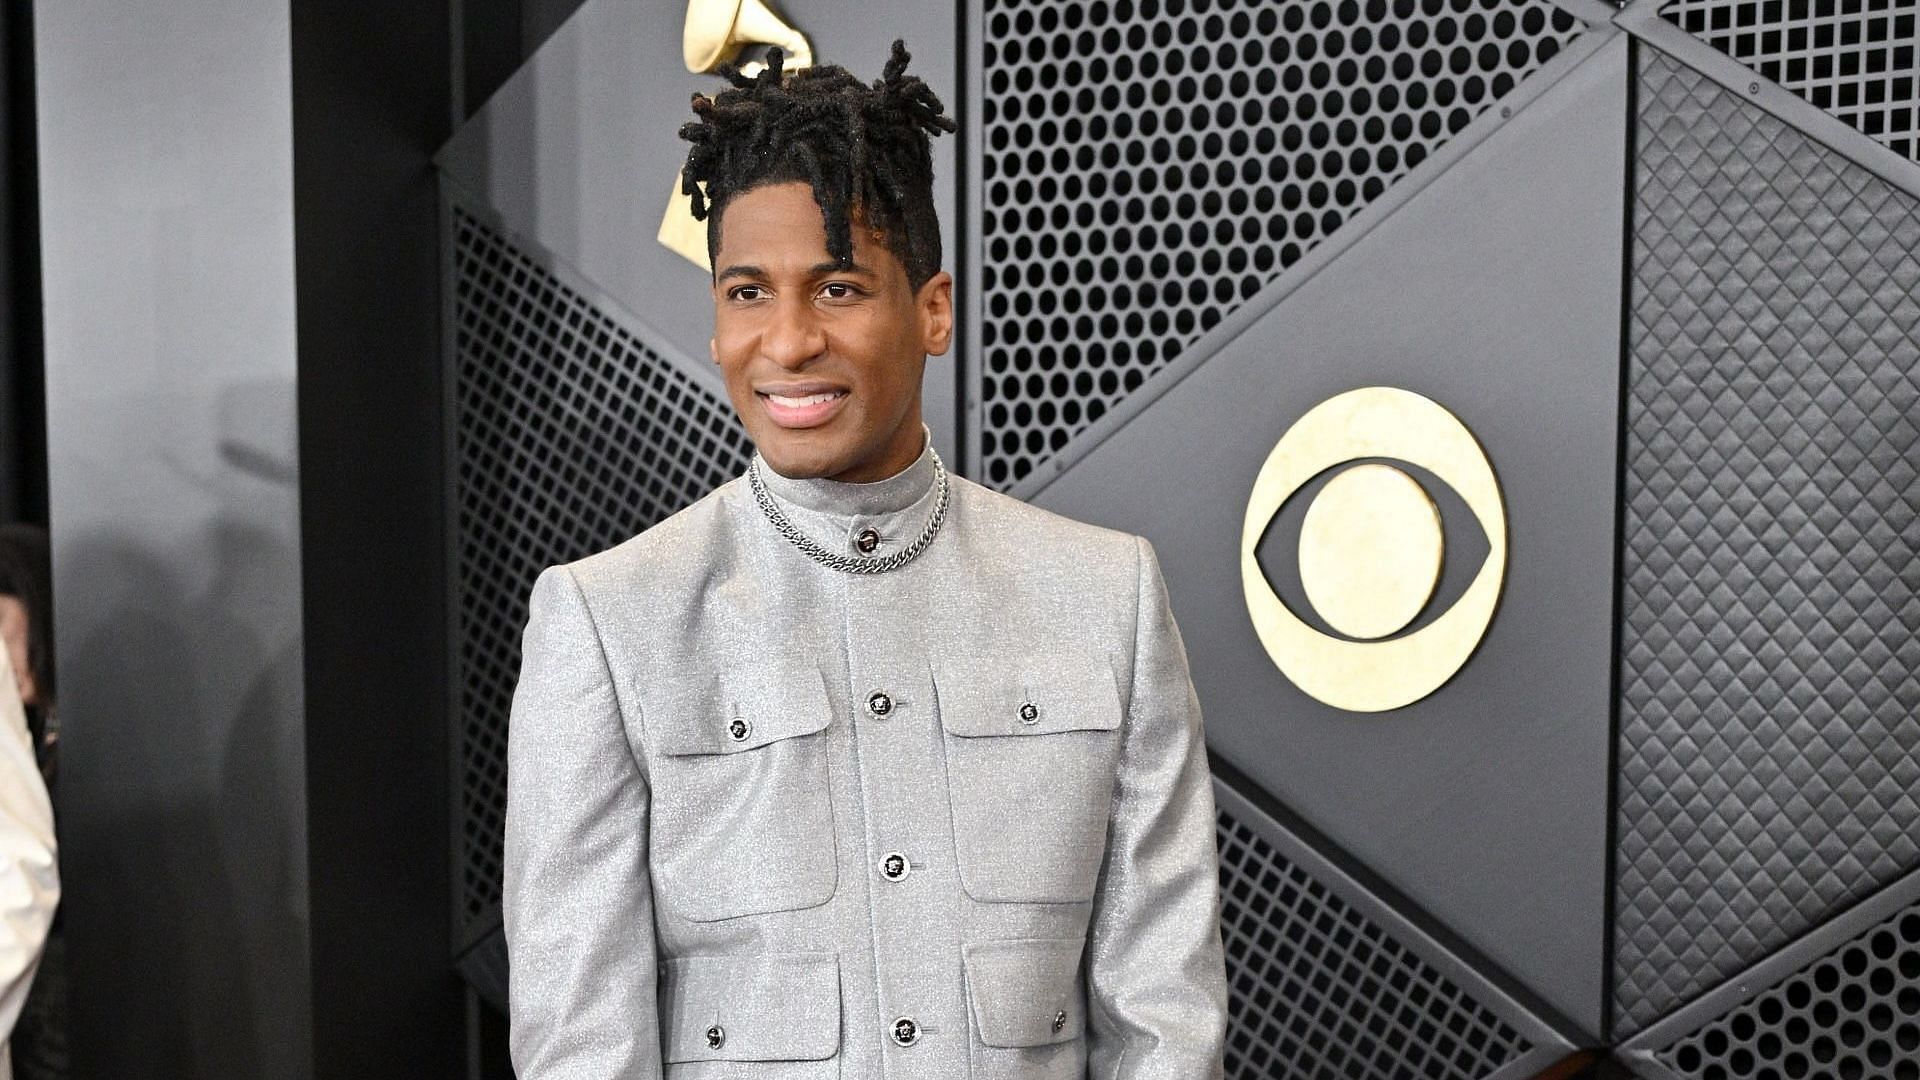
left=659, top=0, right=814, bottom=270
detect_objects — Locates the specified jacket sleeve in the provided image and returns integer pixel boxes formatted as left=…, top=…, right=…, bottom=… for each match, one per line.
left=504, top=565, right=660, bottom=1078
left=0, top=654, right=56, bottom=1042
left=1084, top=535, right=1229, bottom=1079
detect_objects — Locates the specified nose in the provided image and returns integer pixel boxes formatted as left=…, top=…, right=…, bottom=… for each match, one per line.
left=762, top=294, right=826, bottom=369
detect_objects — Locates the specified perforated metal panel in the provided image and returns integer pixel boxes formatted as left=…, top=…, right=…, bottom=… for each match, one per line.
left=1649, top=901, right=1920, bottom=1080
left=1660, top=0, right=1919, bottom=161
left=450, top=206, right=751, bottom=935
left=974, top=0, right=1586, bottom=489
left=1616, top=48, right=1920, bottom=1034
left=1216, top=793, right=1540, bottom=1078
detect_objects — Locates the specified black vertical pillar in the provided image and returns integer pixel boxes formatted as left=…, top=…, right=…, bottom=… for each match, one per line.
left=0, top=0, right=40, bottom=524
left=289, top=5, right=463, bottom=1076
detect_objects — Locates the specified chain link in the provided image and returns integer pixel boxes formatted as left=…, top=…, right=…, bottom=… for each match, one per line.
left=746, top=448, right=951, bottom=574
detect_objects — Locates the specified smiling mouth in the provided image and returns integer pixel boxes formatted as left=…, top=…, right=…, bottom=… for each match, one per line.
left=757, top=388, right=849, bottom=428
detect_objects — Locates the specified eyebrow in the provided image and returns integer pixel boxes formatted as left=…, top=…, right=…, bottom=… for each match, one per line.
left=715, top=264, right=764, bottom=284
left=715, top=260, right=878, bottom=284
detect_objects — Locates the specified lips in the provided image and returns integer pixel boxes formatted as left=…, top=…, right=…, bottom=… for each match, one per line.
left=757, top=386, right=849, bottom=428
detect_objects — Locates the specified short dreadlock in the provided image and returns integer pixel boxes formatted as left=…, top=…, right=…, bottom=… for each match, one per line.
left=678, top=38, right=957, bottom=293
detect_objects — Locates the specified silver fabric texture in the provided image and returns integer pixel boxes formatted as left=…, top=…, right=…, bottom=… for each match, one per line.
left=504, top=425, right=1228, bottom=1078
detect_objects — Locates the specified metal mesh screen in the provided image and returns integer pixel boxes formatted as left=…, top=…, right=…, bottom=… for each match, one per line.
left=1660, top=0, right=1919, bottom=161
left=1216, top=807, right=1532, bottom=1079
left=976, top=0, right=1586, bottom=489
left=1616, top=49, right=1920, bottom=1033
left=1651, top=902, right=1920, bottom=1080
left=451, top=207, right=752, bottom=932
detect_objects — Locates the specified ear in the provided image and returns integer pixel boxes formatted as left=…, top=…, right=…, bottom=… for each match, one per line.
left=709, top=335, right=719, bottom=366
left=916, top=270, right=955, bottom=357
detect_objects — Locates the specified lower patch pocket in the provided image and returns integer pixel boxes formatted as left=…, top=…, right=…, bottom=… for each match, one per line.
left=659, top=951, right=841, bottom=1070
left=962, top=938, right=1088, bottom=1080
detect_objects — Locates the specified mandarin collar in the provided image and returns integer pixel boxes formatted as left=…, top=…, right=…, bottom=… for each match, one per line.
left=752, top=424, right=938, bottom=518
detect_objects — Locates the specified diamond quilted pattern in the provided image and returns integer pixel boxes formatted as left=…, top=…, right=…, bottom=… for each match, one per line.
left=1616, top=50, right=1920, bottom=1034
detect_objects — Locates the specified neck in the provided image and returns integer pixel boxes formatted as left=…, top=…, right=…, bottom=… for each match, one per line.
left=753, top=424, right=939, bottom=517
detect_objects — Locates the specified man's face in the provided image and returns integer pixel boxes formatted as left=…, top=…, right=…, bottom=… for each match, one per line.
left=710, top=181, right=953, bottom=483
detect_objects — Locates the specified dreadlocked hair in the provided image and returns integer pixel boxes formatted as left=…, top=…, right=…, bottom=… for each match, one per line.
left=678, top=38, right=957, bottom=292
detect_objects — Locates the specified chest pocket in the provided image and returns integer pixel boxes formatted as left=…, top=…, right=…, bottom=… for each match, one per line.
left=640, top=664, right=838, bottom=922
left=935, top=651, right=1125, bottom=903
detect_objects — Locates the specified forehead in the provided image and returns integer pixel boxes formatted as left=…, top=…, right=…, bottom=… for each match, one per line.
left=714, top=181, right=899, bottom=272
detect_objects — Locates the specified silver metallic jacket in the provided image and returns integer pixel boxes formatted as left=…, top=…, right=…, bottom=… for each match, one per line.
left=504, top=427, right=1228, bottom=1078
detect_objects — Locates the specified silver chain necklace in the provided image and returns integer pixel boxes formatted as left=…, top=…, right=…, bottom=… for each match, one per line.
left=746, top=447, right=951, bottom=574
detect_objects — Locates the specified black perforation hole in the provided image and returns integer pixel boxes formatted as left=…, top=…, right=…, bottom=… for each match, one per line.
left=1658, top=896, right=1920, bottom=1080
left=977, top=0, right=1585, bottom=487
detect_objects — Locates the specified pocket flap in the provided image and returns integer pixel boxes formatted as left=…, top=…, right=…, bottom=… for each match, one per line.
left=659, top=952, right=841, bottom=1062
left=935, top=651, right=1122, bottom=738
left=962, top=938, right=1086, bottom=1047
left=643, top=665, right=833, bottom=756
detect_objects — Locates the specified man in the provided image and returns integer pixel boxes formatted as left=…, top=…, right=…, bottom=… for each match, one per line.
left=504, top=40, right=1227, bottom=1078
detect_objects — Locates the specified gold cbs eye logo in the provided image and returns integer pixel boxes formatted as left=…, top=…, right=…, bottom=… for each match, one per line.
left=1239, top=387, right=1507, bottom=713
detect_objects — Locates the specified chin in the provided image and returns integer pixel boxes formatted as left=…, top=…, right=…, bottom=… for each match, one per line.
left=752, top=432, right=848, bottom=480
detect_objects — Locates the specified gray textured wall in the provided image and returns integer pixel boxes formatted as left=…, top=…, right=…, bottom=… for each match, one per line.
left=35, top=3, right=312, bottom=1076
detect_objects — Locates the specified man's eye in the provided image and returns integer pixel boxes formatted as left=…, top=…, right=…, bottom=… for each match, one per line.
left=728, top=285, right=767, bottom=301
left=819, top=282, right=863, bottom=300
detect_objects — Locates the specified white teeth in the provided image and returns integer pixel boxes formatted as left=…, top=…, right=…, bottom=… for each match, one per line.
left=766, top=390, right=846, bottom=408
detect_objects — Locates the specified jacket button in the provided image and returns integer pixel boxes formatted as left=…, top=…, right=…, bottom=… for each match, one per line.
left=726, top=716, right=752, bottom=742
left=890, top=1016, right=919, bottom=1047
left=879, top=851, right=910, bottom=882
left=705, top=1024, right=725, bottom=1049
left=1052, top=1010, right=1067, bottom=1034
left=854, top=527, right=881, bottom=554
left=1018, top=701, right=1040, bottom=725
left=866, top=690, right=894, bottom=718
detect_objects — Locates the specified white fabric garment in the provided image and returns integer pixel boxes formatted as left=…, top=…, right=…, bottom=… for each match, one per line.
left=0, top=656, right=56, bottom=1080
